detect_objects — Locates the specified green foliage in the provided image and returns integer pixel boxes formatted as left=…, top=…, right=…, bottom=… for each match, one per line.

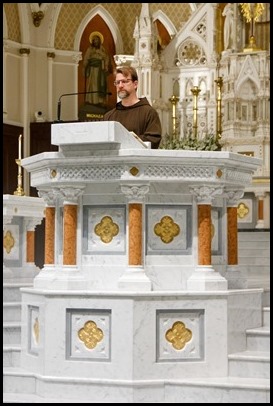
left=160, top=133, right=221, bottom=151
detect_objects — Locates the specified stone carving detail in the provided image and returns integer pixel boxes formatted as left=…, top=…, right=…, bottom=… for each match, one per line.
left=24, top=218, right=43, bottom=231
left=225, top=170, right=252, bottom=184
left=225, top=189, right=245, bottom=206
left=121, top=185, right=149, bottom=202
left=177, top=40, right=206, bottom=66
left=59, top=166, right=123, bottom=181
left=58, top=186, right=85, bottom=204
left=38, top=189, right=59, bottom=206
left=190, top=186, right=224, bottom=204
left=193, top=17, right=207, bottom=40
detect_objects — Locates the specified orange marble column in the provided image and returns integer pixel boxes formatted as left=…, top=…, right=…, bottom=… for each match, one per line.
left=129, top=203, right=142, bottom=266
left=45, top=206, right=55, bottom=265
left=63, top=204, right=77, bottom=265
left=227, top=206, right=238, bottom=265
left=258, top=198, right=264, bottom=221
left=26, top=230, right=35, bottom=263
left=198, top=204, right=211, bottom=265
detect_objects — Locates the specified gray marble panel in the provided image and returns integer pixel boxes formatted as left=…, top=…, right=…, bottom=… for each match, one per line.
left=82, top=205, right=126, bottom=254
left=66, top=309, right=111, bottom=361
left=146, top=205, right=192, bottom=255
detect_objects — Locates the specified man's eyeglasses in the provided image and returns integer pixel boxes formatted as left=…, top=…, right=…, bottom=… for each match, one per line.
left=114, top=79, right=133, bottom=86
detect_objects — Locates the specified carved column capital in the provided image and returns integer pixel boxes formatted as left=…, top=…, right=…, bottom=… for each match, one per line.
left=225, top=189, right=244, bottom=206
left=120, top=184, right=149, bottom=203
left=58, top=186, right=85, bottom=205
left=38, top=189, right=59, bottom=206
left=24, top=218, right=43, bottom=231
left=3, top=216, right=13, bottom=227
left=190, top=186, right=224, bottom=204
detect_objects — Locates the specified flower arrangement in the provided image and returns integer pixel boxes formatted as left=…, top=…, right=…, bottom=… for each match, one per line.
left=160, top=133, right=221, bottom=151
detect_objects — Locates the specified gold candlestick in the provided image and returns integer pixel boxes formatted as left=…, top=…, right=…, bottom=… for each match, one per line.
left=13, top=134, right=25, bottom=196
left=214, top=76, right=223, bottom=144
left=169, top=95, right=179, bottom=140
left=190, top=86, right=201, bottom=139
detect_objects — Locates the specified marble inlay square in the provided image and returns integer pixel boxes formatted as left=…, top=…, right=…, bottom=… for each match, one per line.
left=66, top=309, right=111, bottom=361
left=28, top=305, right=40, bottom=355
left=156, top=309, right=204, bottom=362
left=3, top=224, right=20, bottom=261
left=237, top=198, right=253, bottom=223
left=146, top=205, right=192, bottom=255
left=82, top=205, right=126, bottom=254
left=211, top=207, right=222, bottom=255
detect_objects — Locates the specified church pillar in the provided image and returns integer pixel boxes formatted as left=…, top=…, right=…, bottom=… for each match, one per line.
left=128, top=203, right=142, bottom=266
left=187, top=186, right=227, bottom=291
left=225, top=189, right=247, bottom=288
left=119, top=184, right=151, bottom=290
left=58, top=187, right=85, bottom=267
left=38, top=190, right=57, bottom=270
left=63, top=204, right=77, bottom=265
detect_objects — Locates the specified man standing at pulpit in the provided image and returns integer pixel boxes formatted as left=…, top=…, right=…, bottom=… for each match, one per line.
left=103, top=66, right=162, bottom=149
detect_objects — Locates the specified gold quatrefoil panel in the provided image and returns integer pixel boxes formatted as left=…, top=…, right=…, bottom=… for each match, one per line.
left=237, top=202, right=249, bottom=219
left=3, top=230, right=15, bottom=254
left=78, top=320, right=104, bottom=349
left=154, top=215, right=180, bottom=243
left=165, top=321, right=192, bottom=350
left=94, top=216, right=119, bottom=243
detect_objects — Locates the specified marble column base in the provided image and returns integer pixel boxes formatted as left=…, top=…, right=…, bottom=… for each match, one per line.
left=187, top=265, right=228, bottom=291
left=33, top=265, right=87, bottom=290
left=225, top=265, right=248, bottom=289
left=255, top=219, right=265, bottom=229
left=118, top=266, right=152, bottom=291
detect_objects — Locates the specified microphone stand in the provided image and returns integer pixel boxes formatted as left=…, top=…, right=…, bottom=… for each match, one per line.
left=56, top=91, right=112, bottom=123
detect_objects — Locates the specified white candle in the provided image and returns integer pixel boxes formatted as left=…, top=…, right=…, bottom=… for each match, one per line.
left=18, top=134, right=22, bottom=160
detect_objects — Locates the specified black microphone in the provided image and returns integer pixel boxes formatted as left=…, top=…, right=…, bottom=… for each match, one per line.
left=56, top=91, right=112, bottom=122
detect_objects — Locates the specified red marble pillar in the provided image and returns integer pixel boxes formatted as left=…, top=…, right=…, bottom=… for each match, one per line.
left=227, top=206, right=238, bottom=265
left=198, top=204, right=211, bottom=265
left=44, top=206, right=55, bottom=265
left=128, top=203, right=142, bottom=266
left=63, top=204, right=77, bottom=265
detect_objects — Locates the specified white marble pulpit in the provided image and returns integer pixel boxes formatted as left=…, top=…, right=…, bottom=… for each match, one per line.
left=18, top=121, right=263, bottom=402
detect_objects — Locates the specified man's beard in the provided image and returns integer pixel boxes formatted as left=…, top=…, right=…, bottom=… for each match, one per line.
left=118, top=90, right=129, bottom=99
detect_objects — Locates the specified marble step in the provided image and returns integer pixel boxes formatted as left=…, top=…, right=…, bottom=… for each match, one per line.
left=3, top=393, right=97, bottom=403
left=238, top=231, right=270, bottom=242
left=238, top=255, right=270, bottom=266
left=3, top=346, right=21, bottom=367
left=262, top=289, right=270, bottom=307
left=228, top=351, right=270, bottom=379
left=3, top=283, right=32, bottom=302
left=246, top=326, right=270, bottom=352
left=3, top=302, right=21, bottom=322
left=3, top=322, right=21, bottom=345
left=3, top=369, right=270, bottom=403
left=263, top=307, right=270, bottom=327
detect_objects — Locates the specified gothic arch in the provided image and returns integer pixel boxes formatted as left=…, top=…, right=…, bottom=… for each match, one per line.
left=152, top=10, right=177, bottom=38
left=74, top=5, right=123, bottom=54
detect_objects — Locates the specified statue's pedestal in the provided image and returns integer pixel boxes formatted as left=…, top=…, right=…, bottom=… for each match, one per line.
left=19, top=121, right=262, bottom=402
